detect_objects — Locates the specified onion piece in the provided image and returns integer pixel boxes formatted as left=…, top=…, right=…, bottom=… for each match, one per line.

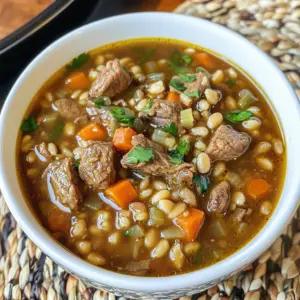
left=161, top=226, right=184, bottom=239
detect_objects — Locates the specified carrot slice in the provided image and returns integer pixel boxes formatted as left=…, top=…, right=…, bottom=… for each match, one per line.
left=246, top=178, right=270, bottom=200
left=174, top=208, right=205, bottom=242
left=77, top=123, right=107, bottom=141
left=167, top=91, right=180, bottom=102
left=194, top=52, right=217, bottom=69
left=65, top=72, right=89, bottom=90
left=113, top=127, right=137, bottom=151
left=105, top=179, right=138, bottom=209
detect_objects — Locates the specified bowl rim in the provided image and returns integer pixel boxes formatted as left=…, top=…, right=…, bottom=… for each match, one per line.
left=1, top=12, right=300, bottom=293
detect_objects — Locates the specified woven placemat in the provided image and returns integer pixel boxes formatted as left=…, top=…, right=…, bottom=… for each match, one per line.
left=1, top=1, right=300, bottom=299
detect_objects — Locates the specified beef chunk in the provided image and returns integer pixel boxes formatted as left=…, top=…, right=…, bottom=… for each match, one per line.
left=54, top=98, right=84, bottom=121
left=207, top=181, right=230, bottom=213
left=121, top=134, right=195, bottom=186
left=141, top=99, right=182, bottom=131
left=206, top=125, right=251, bottom=162
left=79, top=141, right=116, bottom=191
left=42, top=158, right=81, bottom=211
left=170, top=72, right=209, bottom=97
left=89, top=59, right=132, bottom=98
left=35, top=142, right=52, bottom=163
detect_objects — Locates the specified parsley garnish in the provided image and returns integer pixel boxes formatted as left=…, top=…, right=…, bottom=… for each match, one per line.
left=185, top=90, right=200, bottom=98
left=168, top=140, right=190, bottom=164
left=166, top=51, right=193, bottom=74
left=126, top=147, right=153, bottom=164
left=142, top=100, right=153, bottom=111
left=20, top=116, right=38, bottom=133
left=170, top=79, right=186, bottom=92
left=178, top=73, right=196, bottom=83
left=49, top=120, right=64, bottom=141
left=162, top=122, right=178, bottom=137
left=66, top=53, right=89, bottom=71
left=110, top=107, right=136, bottom=127
left=181, top=53, right=192, bottom=65
left=193, top=175, right=210, bottom=194
left=94, top=97, right=106, bottom=108
left=73, top=161, right=80, bottom=168
left=224, top=111, right=253, bottom=123
left=226, top=78, right=237, bottom=86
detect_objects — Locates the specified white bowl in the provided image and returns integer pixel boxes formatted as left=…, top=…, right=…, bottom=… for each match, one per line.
left=1, top=12, right=300, bottom=299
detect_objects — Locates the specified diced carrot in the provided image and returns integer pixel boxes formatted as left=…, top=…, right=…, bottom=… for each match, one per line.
left=77, top=123, right=107, bottom=141
left=246, top=178, right=270, bottom=200
left=113, top=127, right=137, bottom=151
left=48, top=208, right=70, bottom=234
left=174, top=208, right=205, bottom=242
left=65, top=72, right=89, bottom=90
left=105, top=179, right=138, bottom=209
left=194, top=52, right=217, bottom=69
left=167, top=91, right=180, bottom=102
left=156, top=0, right=184, bottom=11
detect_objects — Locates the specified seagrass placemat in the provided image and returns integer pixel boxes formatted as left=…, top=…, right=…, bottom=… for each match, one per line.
left=1, top=0, right=300, bottom=299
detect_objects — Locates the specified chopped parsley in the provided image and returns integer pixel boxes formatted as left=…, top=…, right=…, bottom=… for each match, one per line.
left=168, top=140, right=190, bottom=164
left=224, top=110, right=253, bottom=123
left=126, top=147, right=153, bottom=164
left=178, top=73, right=196, bottom=83
left=185, top=90, right=200, bottom=98
left=166, top=51, right=193, bottom=74
left=226, top=78, right=237, bottom=86
left=162, top=122, right=178, bottom=137
left=66, top=53, right=89, bottom=71
left=110, top=107, right=136, bottom=127
left=193, top=175, right=210, bottom=194
left=142, top=100, right=153, bottom=111
left=181, top=53, right=193, bottom=65
left=73, top=161, right=80, bottom=168
left=94, top=97, right=106, bottom=108
left=20, top=116, right=38, bottom=133
left=170, top=79, right=186, bottom=92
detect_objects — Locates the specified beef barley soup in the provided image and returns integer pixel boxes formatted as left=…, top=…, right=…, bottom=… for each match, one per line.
left=17, top=39, right=285, bottom=276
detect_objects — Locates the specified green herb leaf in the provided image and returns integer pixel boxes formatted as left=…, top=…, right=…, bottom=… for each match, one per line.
left=122, top=66, right=128, bottom=72
left=181, top=53, right=192, bottom=65
left=226, top=78, right=237, bottom=86
left=162, top=122, right=178, bottom=137
left=177, top=140, right=190, bottom=155
left=178, top=73, right=196, bottom=83
left=110, top=107, right=136, bottom=127
left=20, top=116, right=38, bottom=133
left=94, top=97, right=106, bottom=108
left=66, top=53, right=89, bottom=71
left=224, top=111, right=253, bottom=123
left=168, top=140, right=190, bottom=164
left=126, top=146, right=153, bottom=164
left=73, top=161, right=80, bottom=168
left=193, top=175, right=210, bottom=194
left=166, top=60, right=192, bottom=74
left=142, top=100, right=153, bottom=111
left=170, top=79, right=186, bottom=92
left=132, top=47, right=155, bottom=64
left=185, top=90, right=200, bottom=98
left=49, top=120, right=64, bottom=141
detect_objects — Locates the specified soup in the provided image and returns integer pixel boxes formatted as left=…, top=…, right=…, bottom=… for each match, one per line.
left=17, top=39, right=285, bottom=276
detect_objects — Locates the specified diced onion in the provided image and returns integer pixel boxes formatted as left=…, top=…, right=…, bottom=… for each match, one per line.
left=161, top=226, right=184, bottom=239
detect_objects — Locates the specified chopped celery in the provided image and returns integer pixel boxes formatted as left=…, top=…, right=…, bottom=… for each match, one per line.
left=180, top=108, right=194, bottom=129
left=125, top=225, right=145, bottom=237
left=238, top=89, right=257, bottom=109
left=161, top=226, right=184, bottom=239
left=148, top=207, right=165, bottom=227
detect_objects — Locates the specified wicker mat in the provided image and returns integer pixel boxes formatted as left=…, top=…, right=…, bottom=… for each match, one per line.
left=1, top=0, right=300, bottom=299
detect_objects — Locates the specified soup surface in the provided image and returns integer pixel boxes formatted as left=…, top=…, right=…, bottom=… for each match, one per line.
left=17, top=39, right=285, bottom=276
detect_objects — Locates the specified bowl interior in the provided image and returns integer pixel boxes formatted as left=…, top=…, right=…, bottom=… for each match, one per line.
left=1, top=12, right=300, bottom=293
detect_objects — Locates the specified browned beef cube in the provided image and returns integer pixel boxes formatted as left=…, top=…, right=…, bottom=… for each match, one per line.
left=89, top=59, right=132, bottom=98
left=42, top=158, right=81, bottom=211
left=207, top=181, right=230, bottom=213
left=54, top=98, right=84, bottom=121
left=121, top=134, right=195, bottom=186
left=79, top=141, right=116, bottom=191
left=206, top=125, right=251, bottom=162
